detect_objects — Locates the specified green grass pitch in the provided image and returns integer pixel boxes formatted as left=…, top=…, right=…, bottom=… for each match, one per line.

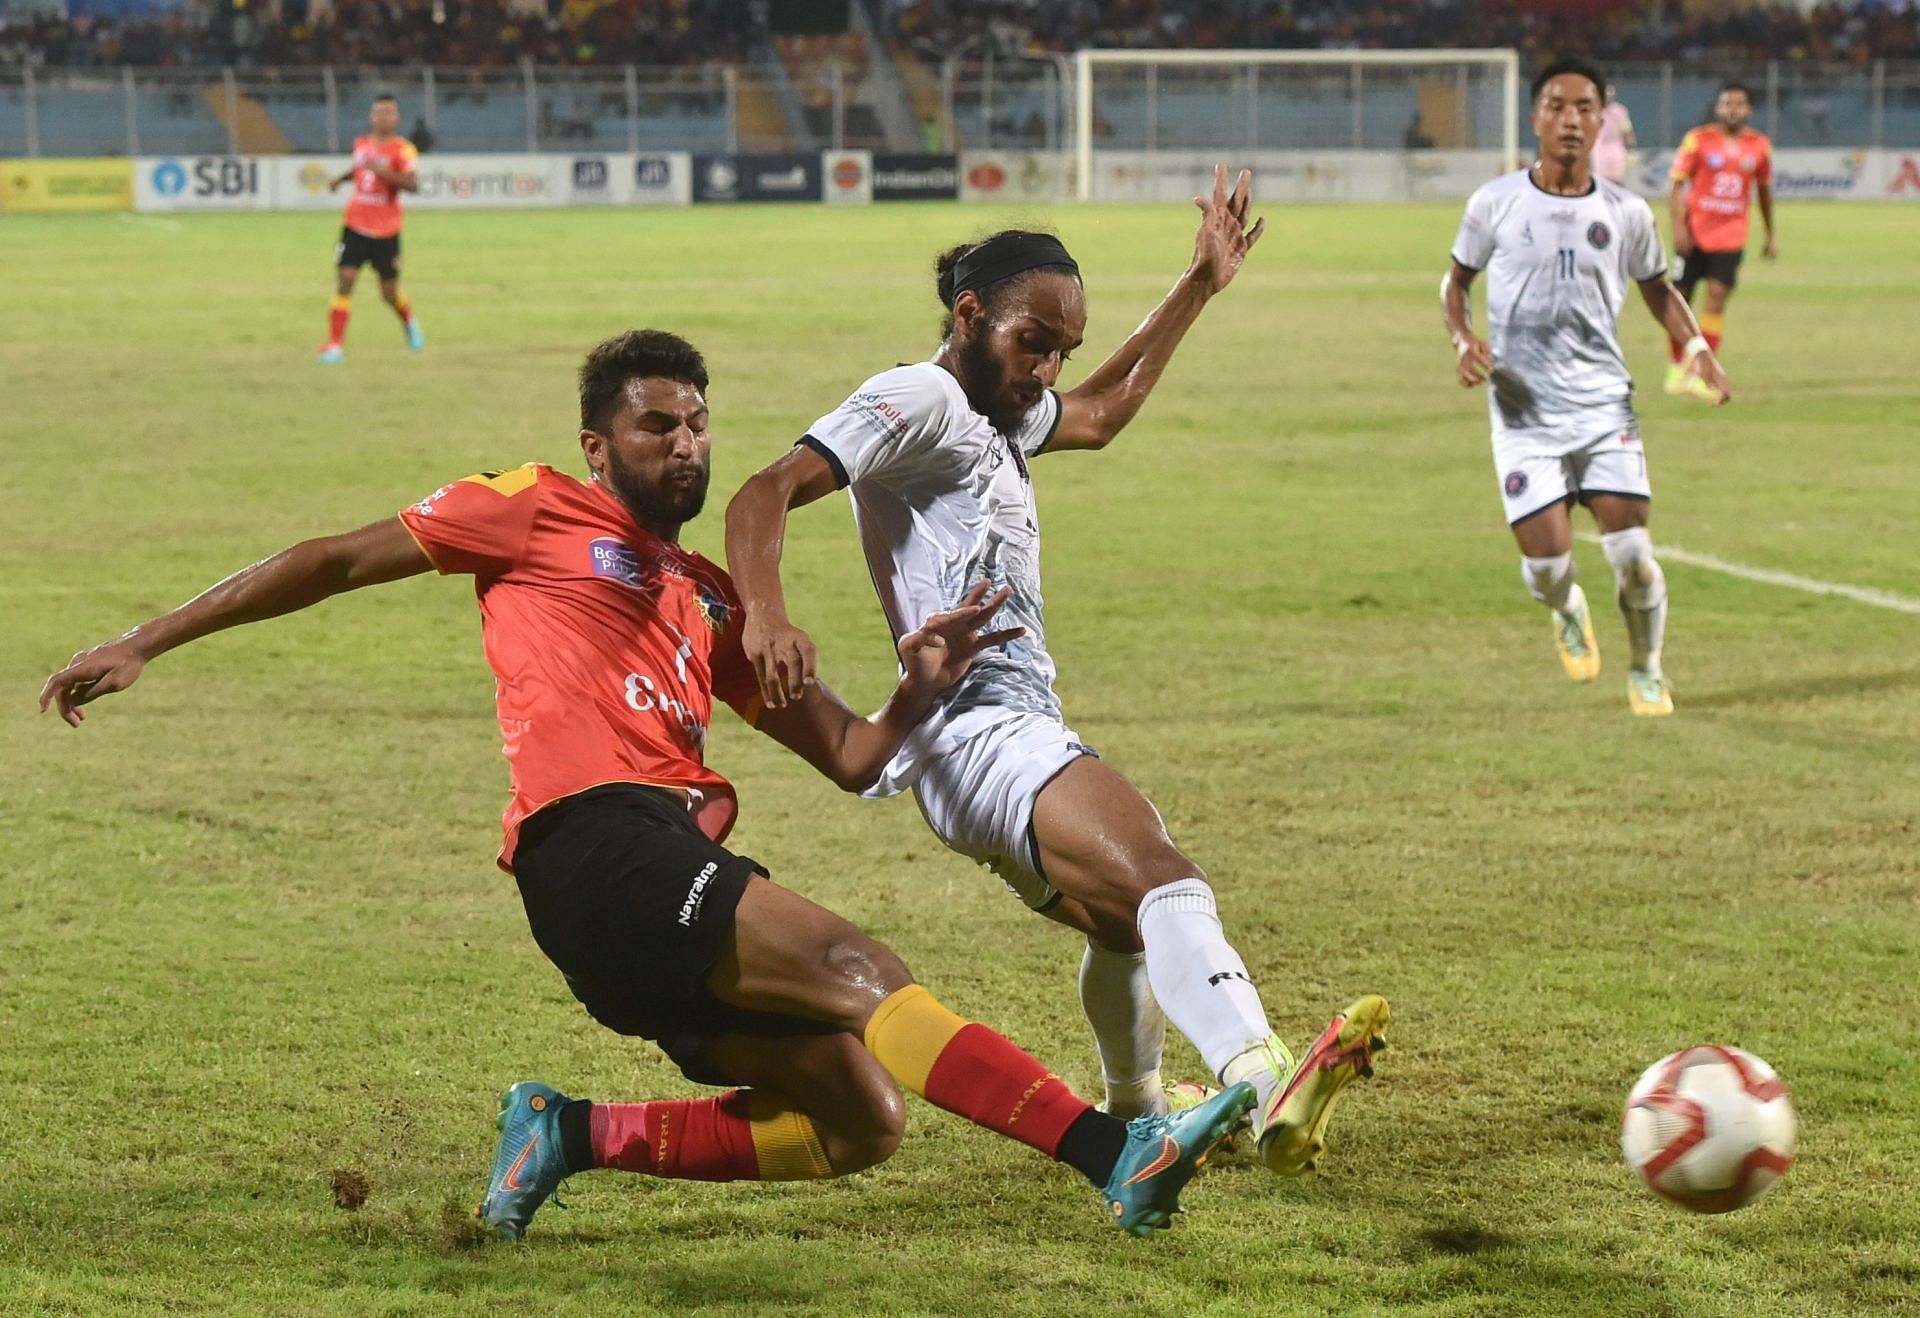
left=3, top=199, right=1917, bottom=1314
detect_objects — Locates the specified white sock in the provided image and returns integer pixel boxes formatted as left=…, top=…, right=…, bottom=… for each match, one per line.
left=1135, top=877, right=1275, bottom=1108
left=1078, top=941, right=1167, bottom=1117
left=1601, top=527, right=1667, bottom=672
left=1521, top=551, right=1577, bottom=612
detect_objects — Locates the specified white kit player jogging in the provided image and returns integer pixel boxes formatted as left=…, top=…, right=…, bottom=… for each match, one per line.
left=1451, top=168, right=1668, bottom=526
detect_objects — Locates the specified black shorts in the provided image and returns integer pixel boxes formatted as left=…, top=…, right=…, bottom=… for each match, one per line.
left=1674, top=247, right=1742, bottom=294
left=510, top=783, right=838, bottom=1085
left=336, top=226, right=400, bottom=279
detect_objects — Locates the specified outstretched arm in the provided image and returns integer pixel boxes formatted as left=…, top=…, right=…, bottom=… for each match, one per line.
left=1049, top=163, right=1265, bottom=452
left=1638, top=277, right=1730, bottom=405
left=725, top=443, right=845, bottom=709
left=750, top=583, right=1020, bottom=791
left=39, top=517, right=432, bottom=725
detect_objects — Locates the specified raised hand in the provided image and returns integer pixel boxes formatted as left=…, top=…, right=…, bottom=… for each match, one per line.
left=897, top=582, right=1023, bottom=696
left=39, top=635, right=150, bottom=727
left=1188, top=164, right=1266, bottom=295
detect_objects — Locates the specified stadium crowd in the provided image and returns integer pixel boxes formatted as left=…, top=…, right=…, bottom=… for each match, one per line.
left=2, top=0, right=1917, bottom=68
left=888, top=0, right=1920, bottom=67
left=0, top=0, right=750, bottom=68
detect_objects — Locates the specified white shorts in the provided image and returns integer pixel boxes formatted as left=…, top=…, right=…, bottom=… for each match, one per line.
left=910, top=712, right=1097, bottom=912
left=1495, top=424, right=1651, bottom=526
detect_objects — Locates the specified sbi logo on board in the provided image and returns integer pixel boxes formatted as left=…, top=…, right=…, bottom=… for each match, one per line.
left=151, top=157, right=260, bottom=197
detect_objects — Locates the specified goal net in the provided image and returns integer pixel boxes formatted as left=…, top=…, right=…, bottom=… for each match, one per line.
left=1072, top=49, right=1520, bottom=201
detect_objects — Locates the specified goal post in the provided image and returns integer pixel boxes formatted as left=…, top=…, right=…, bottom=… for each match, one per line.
left=1072, top=48, right=1520, bottom=200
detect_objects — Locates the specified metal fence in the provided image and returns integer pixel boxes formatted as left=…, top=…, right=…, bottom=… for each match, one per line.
left=936, top=56, right=1920, bottom=154
left=3, top=58, right=1919, bottom=158
left=0, top=63, right=747, bottom=157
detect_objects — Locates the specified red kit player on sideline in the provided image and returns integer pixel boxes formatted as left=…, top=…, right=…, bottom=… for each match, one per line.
left=40, top=330, right=1253, bottom=1242
left=318, top=93, right=425, bottom=364
left=1664, top=81, right=1776, bottom=399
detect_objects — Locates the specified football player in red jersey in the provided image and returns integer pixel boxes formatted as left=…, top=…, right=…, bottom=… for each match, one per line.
left=1664, top=82, right=1776, bottom=397
left=40, top=330, right=1253, bottom=1240
left=318, top=93, right=424, bottom=364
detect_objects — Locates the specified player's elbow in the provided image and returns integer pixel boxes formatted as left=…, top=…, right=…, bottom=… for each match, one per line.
left=1069, top=402, right=1121, bottom=450
left=831, top=756, right=884, bottom=795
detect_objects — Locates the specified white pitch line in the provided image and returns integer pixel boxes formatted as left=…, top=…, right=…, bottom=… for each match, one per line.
left=117, top=213, right=182, bottom=232
left=1575, top=532, right=1920, bottom=615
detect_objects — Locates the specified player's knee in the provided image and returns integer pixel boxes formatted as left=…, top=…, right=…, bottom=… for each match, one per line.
left=1600, top=527, right=1665, bottom=607
left=834, top=1087, right=906, bottom=1172
left=820, top=932, right=913, bottom=1003
left=1521, top=551, right=1576, bottom=608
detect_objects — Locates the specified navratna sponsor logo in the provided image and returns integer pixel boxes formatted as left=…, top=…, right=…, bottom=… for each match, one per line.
left=151, top=160, right=188, bottom=196
left=704, top=158, right=739, bottom=195
left=678, top=860, right=721, bottom=927
left=588, top=537, right=646, bottom=588
left=298, top=161, right=332, bottom=195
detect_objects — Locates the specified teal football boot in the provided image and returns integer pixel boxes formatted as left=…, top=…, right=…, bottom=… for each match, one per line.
left=1101, top=1080, right=1255, bottom=1236
left=476, top=1081, right=573, bottom=1241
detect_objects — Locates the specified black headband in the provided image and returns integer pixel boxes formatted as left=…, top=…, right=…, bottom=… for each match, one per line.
left=951, top=233, right=1079, bottom=303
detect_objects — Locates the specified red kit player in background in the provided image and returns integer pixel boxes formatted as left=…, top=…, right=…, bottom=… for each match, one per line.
left=1665, top=82, right=1776, bottom=398
left=318, top=93, right=424, bottom=364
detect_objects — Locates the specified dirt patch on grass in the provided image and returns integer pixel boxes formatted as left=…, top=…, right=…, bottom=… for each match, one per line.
left=327, top=1167, right=371, bottom=1211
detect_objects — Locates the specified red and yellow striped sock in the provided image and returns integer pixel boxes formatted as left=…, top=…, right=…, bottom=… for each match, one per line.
left=863, top=984, right=1092, bottom=1159
left=587, top=1091, right=832, bottom=1182
left=326, top=294, right=350, bottom=347
left=392, top=291, right=413, bottom=327
left=1699, top=311, right=1725, bottom=355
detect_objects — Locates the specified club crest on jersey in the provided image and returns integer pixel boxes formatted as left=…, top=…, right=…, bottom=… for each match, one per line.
left=588, top=537, right=646, bottom=589
left=1587, top=221, right=1612, bottom=250
left=1707, top=152, right=1725, bottom=168
left=695, top=583, right=732, bottom=633
left=1504, top=470, right=1529, bottom=498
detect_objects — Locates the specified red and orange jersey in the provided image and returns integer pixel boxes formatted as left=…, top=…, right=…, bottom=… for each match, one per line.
left=399, top=464, right=762, bottom=869
left=1671, top=124, right=1771, bottom=252
left=343, top=133, right=419, bottom=239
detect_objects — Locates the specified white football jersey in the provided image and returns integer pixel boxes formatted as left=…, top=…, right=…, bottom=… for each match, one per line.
left=803, top=362, right=1063, bottom=796
left=1452, top=168, right=1667, bottom=442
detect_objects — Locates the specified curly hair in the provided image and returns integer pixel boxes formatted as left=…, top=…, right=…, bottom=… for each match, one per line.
left=578, top=329, right=709, bottom=434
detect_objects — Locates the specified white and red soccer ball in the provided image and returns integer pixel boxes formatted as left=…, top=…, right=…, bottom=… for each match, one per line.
left=1621, top=1046, right=1797, bottom=1213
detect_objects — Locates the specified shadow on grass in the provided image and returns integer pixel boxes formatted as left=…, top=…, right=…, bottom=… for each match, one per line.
left=1684, top=667, right=1919, bottom=711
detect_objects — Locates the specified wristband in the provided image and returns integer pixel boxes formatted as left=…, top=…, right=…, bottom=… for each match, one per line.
left=1681, top=334, right=1709, bottom=364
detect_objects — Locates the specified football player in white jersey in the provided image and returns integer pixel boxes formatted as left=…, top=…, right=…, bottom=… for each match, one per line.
left=1441, top=59, right=1732, bottom=717
left=727, top=167, right=1389, bottom=1180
